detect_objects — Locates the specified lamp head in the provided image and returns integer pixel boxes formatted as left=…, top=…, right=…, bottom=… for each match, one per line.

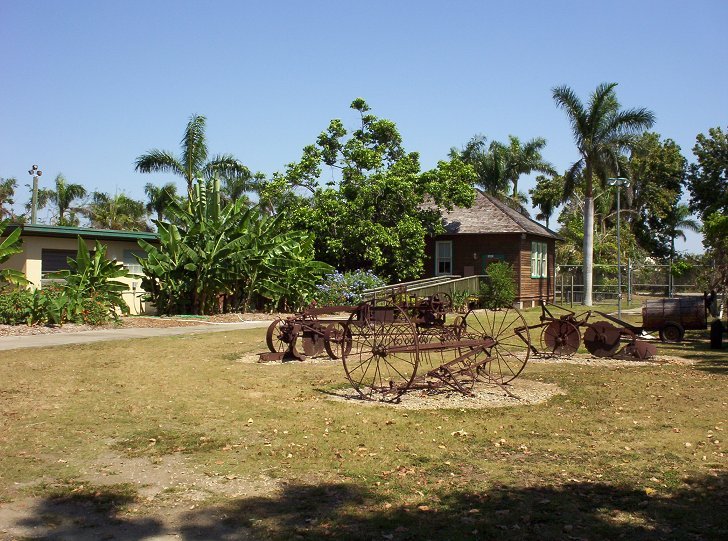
left=607, top=177, right=630, bottom=187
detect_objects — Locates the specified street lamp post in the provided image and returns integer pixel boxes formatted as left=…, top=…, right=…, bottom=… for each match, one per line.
left=28, top=164, right=42, bottom=225
left=608, top=177, right=630, bottom=319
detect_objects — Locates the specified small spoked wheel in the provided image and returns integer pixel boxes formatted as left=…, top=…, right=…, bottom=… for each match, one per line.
left=266, top=317, right=289, bottom=353
left=341, top=305, right=419, bottom=402
left=324, top=321, right=352, bottom=359
left=462, top=307, right=530, bottom=384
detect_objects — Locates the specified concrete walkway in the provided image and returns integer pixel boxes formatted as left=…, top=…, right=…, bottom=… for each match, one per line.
left=0, top=321, right=271, bottom=352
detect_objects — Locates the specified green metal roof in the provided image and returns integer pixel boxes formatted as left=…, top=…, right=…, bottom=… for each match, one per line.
left=5, top=223, right=158, bottom=242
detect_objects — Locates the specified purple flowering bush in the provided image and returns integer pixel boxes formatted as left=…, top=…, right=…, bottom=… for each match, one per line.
left=314, top=270, right=386, bottom=306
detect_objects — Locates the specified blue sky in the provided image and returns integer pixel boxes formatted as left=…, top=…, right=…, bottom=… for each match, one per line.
left=2, top=0, right=726, bottom=253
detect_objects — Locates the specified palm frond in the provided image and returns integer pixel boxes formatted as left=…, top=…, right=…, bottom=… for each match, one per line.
left=182, top=114, right=208, bottom=181
left=552, top=85, right=588, bottom=150
left=135, top=150, right=184, bottom=176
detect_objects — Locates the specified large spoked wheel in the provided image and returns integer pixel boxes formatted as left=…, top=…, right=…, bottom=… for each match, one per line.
left=462, top=307, right=531, bottom=384
left=324, top=321, right=352, bottom=359
left=342, top=305, right=419, bottom=402
left=266, top=317, right=289, bottom=353
left=541, top=320, right=581, bottom=357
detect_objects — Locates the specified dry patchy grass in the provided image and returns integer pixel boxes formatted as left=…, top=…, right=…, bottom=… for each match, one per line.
left=0, top=324, right=726, bottom=540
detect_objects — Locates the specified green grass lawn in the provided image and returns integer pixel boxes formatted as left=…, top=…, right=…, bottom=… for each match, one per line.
left=0, top=321, right=726, bottom=540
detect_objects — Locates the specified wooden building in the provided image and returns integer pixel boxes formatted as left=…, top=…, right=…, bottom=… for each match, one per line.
left=423, top=190, right=561, bottom=307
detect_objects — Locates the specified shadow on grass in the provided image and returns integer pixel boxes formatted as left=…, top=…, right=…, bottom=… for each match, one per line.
left=181, top=473, right=726, bottom=541
left=9, top=473, right=726, bottom=540
left=10, top=485, right=164, bottom=541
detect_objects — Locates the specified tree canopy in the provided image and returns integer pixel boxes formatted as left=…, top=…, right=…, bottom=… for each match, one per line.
left=260, top=98, right=476, bottom=281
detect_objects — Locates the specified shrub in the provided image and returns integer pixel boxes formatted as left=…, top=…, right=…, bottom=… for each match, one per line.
left=314, top=270, right=386, bottom=306
left=479, top=262, right=517, bottom=309
left=0, top=289, right=33, bottom=325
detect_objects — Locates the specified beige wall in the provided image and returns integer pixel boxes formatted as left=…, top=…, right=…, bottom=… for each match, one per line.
left=0, top=235, right=153, bottom=315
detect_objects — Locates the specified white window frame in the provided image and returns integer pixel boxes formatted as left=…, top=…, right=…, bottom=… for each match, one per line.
left=531, top=241, right=548, bottom=278
left=435, top=241, right=453, bottom=276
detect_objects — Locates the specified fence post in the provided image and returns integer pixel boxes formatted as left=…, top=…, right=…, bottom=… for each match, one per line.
left=561, top=273, right=564, bottom=304
left=627, top=258, right=632, bottom=304
left=570, top=275, right=574, bottom=308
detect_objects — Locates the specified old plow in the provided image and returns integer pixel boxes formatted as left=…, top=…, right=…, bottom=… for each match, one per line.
left=527, top=302, right=656, bottom=360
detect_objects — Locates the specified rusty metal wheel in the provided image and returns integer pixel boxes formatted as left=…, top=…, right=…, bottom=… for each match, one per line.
left=541, top=320, right=581, bottom=357
left=324, top=321, right=352, bottom=359
left=266, top=317, right=288, bottom=353
left=342, top=305, right=419, bottom=402
left=463, top=307, right=531, bottom=384
left=583, top=321, right=622, bottom=357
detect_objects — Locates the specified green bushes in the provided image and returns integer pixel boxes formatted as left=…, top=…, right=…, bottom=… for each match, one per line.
left=138, top=180, right=332, bottom=315
left=479, top=261, right=517, bottom=309
left=0, top=237, right=130, bottom=326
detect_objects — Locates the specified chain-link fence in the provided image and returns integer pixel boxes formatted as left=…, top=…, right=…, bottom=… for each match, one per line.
left=555, top=261, right=711, bottom=306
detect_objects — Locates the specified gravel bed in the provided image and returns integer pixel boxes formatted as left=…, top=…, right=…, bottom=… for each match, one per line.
left=324, top=378, right=565, bottom=410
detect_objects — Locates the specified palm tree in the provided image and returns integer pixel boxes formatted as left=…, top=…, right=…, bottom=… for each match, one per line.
left=530, top=174, right=565, bottom=229
left=665, top=203, right=700, bottom=296
left=455, top=136, right=510, bottom=196
left=87, top=191, right=149, bottom=231
left=501, top=135, right=555, bottom=199
left=144, top=182, right=178, bottom=222
left=135, top=114, right=252, bottom=199
left=0, top=178, right=17, bottom=219
left=44, top=174, right=88, bottom=226
left=552, top=82, right=655, bottom=305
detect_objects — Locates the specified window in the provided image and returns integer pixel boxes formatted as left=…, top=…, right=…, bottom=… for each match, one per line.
left=41, top=249, right=76, bottom=277
left=435, top=241, right=452, bottom=276
left=531, top=241, right=548, bottom=278
left=123, top=249, right=145, bottom=275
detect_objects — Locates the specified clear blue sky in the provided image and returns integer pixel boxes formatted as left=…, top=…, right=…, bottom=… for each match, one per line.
left=2, top=0, right=726, bottom=253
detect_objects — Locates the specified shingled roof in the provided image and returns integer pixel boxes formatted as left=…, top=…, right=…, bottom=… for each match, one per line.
left=437, top=190, right=560, bottom=239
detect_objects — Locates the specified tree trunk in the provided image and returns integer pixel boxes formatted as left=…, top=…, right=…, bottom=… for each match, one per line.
left=583, top=178, right=595, bottom=306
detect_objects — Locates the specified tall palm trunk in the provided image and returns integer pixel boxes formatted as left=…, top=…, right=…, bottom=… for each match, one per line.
left=583, top=168, right=594, bottom=306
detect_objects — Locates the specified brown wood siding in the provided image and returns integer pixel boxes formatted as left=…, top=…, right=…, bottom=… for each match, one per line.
left=518, top=235, right=555, bottom=303
left=425, top=233, right=556, bottom=303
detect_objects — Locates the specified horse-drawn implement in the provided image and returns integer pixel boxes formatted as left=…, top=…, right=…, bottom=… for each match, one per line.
left=527, top=301, right=657, bottom=360
left=262, top=290, right=707, bottom=401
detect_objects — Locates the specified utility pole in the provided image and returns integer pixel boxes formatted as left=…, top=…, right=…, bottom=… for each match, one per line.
left=28, top=164, right=42, bottom=224
left=608, top=177, right=630, bottom=319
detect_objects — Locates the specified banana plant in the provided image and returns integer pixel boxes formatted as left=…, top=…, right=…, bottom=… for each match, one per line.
left=137, top=178, right=332, bottom=314
left=0, top=220, right=29, bottom=288
left=51, top=237, right=131, bottom=321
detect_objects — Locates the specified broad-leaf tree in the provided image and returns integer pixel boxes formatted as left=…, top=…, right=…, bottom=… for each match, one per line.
left=552, top=82, right=654, bottom=305
left=687, top=126, right=728, bottom=303
left=687, top=126, right=728, bottom=220
left=264, top=98, right=476, bottom=281
left=135, top=114, right=253, bottom=199
left=627, top=132, right=687, bottom=257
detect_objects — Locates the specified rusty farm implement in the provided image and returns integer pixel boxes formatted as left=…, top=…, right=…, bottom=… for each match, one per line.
left=527, top=302, right=657, bottom=360
left=340, top=301, right=531, bottom=402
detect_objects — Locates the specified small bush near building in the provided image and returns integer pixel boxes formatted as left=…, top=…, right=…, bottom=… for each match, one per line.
left=314, top=270, right=386, bottom=306
left=479, top=261, right=517, bottom=308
